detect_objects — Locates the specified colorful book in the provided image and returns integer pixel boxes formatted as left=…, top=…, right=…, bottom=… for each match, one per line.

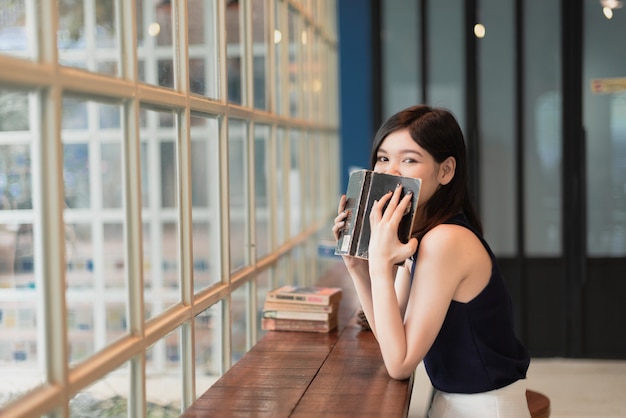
left=265, top=285, right=342, bottom=306
left=261, top=316, right=338, bottom=333
left=263, top=299, right=337, bottom=313
left=335, top=170, right=421, bottom=259
left=262, top=309, right=335, bottom=321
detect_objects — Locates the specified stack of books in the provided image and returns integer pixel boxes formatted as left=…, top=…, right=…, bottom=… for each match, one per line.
left=261, top=285, right=343, bottom=333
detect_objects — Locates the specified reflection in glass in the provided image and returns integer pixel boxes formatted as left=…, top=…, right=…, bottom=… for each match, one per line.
left=69, top=362, right=131, bottom=416
left=229, top=119, right=248, bottom=272
left=194, top=302, right=222, bottom=397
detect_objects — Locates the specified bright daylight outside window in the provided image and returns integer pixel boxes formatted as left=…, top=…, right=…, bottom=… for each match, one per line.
left=0, top=0, right=338, bottom=417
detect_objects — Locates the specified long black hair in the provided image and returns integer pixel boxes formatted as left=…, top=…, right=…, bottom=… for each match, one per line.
left=369, top=105, right=483, bottom=237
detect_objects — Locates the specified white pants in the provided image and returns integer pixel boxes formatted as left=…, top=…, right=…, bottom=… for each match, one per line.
left=428, top=379, right=531, bottom=418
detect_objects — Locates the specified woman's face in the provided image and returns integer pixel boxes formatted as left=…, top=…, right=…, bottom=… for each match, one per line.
left=373, top=129, right=449, bottom=209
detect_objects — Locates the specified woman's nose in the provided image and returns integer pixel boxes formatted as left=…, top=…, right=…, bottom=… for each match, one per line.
left=385, top=162, right=401, bottom=176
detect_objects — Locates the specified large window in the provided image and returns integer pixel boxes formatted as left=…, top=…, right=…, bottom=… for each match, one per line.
left=0, top=0, right=339, bottom=416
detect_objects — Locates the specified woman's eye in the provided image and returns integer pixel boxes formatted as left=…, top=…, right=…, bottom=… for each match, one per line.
left=376, top=156, right=388, bottom=162
left=403, top=158, right=417, bottom=164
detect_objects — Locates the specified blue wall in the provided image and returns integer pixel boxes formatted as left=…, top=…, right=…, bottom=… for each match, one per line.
left=337, top=0, right=376, bottom=190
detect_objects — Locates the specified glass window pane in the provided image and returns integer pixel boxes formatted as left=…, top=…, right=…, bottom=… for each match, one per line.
left=427, top=1, right=465, bottom=130
left=382, top=0, right=420, bottom=118
left=141, top=108, right=180, bottom=318
left=585, top=2, right=626, bottom=256
left=189, top=0, right=220, bottom=98
left=229, top=120, right=248, bottom=272
left=69, top=361, right=131, bottom=416
left=0, top=144, right=32, bottom=211
left=478, top=0, right=516, bottom=255
left=105, top=301, right=127, bottom=344
left=290, top=130, right=302, bottom=237
left=252, top=0, right=268, bottom=109
left=58, top=0, right=119, bottom=76
left=146, top=329, right=182, bottom=414
left=276, top=128, right=287, bottom=243
left=274, top=0, right=285, bottom=114
left=0, top=1, right=33, bottom=59
left=256, top=269, right=271, bottom=338
left=225, top=0, right=244, bottom=104
left=231, top=283, right=248, bottom=364
left=68, top=300, right=94, bottom=364
left=190, top=116, right=220, bottom=289
left=137, top=0, right=175, bottom=88
left=288, top=8, right=300, bottom=117
left=254, top=124, right=271, bottom=259
left=195, top=302, right=222, bottom=396
left=524, top=0, right=561, bottom=256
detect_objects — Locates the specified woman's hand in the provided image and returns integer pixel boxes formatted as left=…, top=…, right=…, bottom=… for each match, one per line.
left=368, top=185, right=418, bottom=276
left=332, top=194, right=369, bottom=272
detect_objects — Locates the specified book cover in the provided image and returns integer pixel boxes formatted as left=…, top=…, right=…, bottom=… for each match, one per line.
left=266, top=285, right=342, bottom=306
left=335, top=170, right=421, bottom=259
left=263, top=299, right=337, bottom=313
left=261, top=316, right=338, bottom=333
left=262, top=309, right=335, bottom=321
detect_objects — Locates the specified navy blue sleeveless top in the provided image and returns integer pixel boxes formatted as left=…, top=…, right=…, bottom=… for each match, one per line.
left=420, top=213, right=530, bottom=394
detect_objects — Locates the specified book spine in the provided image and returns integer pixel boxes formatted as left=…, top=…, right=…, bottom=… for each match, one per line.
left=336, top=170, right=370, bottom=256
left=261, top=317, right=336, bottom=333
left=263, top=301, right=335, bottom=313
left=267, top=293, right=331, bottom=305
left=263, top=310, right=332, bottom=321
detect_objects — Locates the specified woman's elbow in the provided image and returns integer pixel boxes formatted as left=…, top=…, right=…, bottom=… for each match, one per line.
left=386, top=365, right=414, bottom=381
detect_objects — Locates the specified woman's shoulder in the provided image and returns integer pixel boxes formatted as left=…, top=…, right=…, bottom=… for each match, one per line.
left=421, top=221, right=478, bottom=246
left=419, top=222, right=485, bottom=262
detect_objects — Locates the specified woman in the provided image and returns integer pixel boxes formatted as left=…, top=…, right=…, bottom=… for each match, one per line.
left=332, top=105, right=531, bottom=417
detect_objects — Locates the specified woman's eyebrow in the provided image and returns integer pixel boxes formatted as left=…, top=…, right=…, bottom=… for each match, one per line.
left=378, top=147, right=423, bottom=157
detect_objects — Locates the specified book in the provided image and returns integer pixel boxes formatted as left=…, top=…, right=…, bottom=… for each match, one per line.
left=262, top=309, right=335, bottom=321
left=265, top=285, right=342, bottom=306
left=263, top=299, right=337, bottom=313
left=261, top=315, right=338, bottom=333
left=335, top=170, right=421, bottom=259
